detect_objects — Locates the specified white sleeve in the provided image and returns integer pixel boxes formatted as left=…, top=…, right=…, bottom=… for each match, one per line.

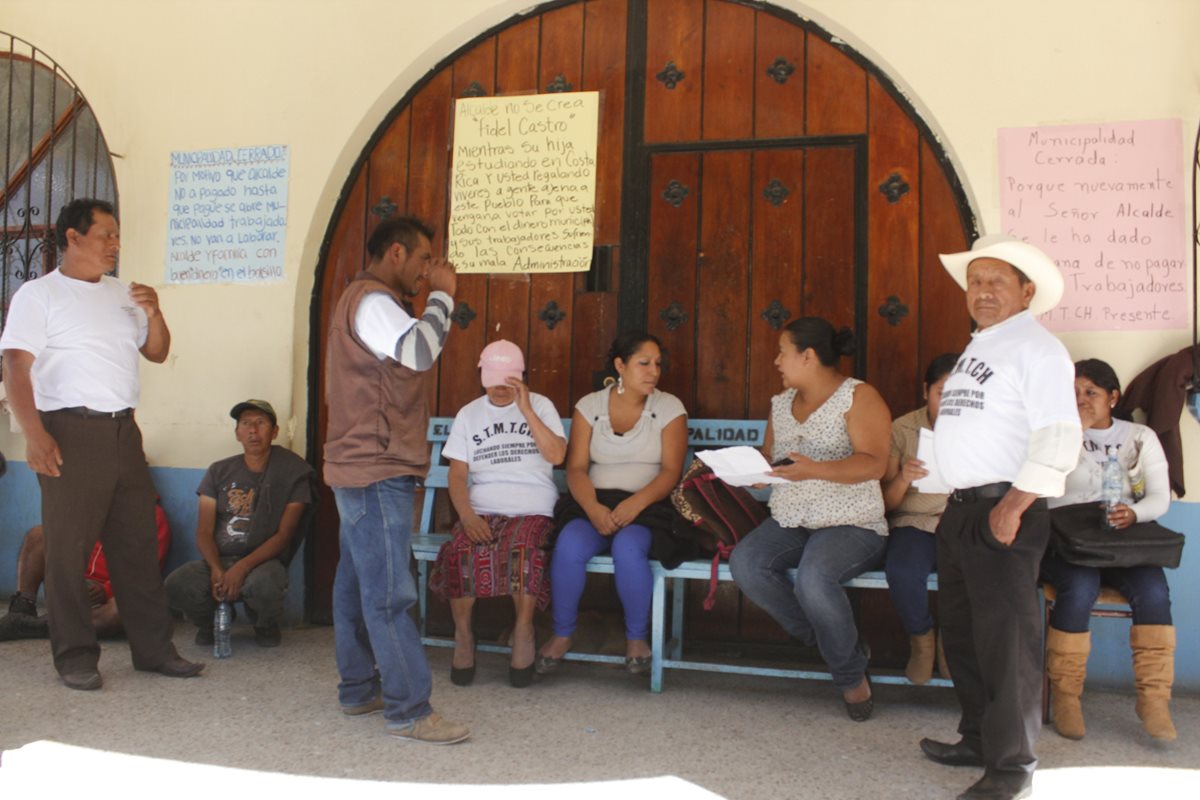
left=441, top=403, right=473, bottom=464
left=1130, top=426, right=1172, bottom=522
left=1014, top=420, right=1083, bottom=497
left=653, top=391, right=688, bottom=427
left=532, top=394, right=566, bottom=437
left=0, top=283, right=48, bottom=356
left=353, top=292, right=416, bottom=360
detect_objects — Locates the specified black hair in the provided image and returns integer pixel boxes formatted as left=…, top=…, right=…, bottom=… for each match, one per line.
left=924, top=352, right=961, bottom=388
left=365, top=215, right=435, bottom=261
left=608, top=330, right=662, bottom=367
left=55, top=198, right=116, bottom=250
left=783, top=317, right=855, bottom=367
left=1075, top=358, right=1121, bottom=395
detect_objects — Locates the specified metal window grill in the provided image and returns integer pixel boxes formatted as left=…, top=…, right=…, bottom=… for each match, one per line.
left=1, top=32, right=117, bottom=329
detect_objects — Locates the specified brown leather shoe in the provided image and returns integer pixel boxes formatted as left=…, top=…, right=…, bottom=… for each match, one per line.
left=150, top=656, right=205, bottom=678
left=61, top=670, right=103, bottom=691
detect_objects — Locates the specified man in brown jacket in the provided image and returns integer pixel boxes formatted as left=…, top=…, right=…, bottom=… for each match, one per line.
left=323, top=215, right=468, bottom=744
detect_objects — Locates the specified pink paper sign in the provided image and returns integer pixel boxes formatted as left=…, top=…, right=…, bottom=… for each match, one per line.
left=998, top=119, right=1188, bottom=331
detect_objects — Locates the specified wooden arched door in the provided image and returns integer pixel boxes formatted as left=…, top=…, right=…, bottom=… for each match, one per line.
left=309, top=0, right=975, bottom=657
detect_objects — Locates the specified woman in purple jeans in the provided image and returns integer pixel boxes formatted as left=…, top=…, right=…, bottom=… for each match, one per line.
left=536, top=331, right=687, bottom=677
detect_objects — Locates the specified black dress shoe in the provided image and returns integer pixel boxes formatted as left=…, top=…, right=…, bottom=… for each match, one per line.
left=920, top=737, right=984, bottom=767
left=509, top=663, right=534, bottom=688
left=957, top=770, right=1032, bottom=800
left=150, top=656, right=205, bottom=678
left=450, top=664, right=476, bottom=686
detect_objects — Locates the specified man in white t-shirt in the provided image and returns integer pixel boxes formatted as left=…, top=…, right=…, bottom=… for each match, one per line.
left=0, top=199, right=203, bottom=690
left=918, top=235, right=1080, bottom=800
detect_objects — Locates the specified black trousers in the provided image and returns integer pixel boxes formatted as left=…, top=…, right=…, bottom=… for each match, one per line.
left=39, top=411, right=176, bottom=676
left=936, top=495, right=1049, bottom=775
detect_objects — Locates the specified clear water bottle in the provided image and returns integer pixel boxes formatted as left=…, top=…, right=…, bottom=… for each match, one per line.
left=1101, top=453, right=1123, bottom=529
left=213, top=601, right=233, bottom=659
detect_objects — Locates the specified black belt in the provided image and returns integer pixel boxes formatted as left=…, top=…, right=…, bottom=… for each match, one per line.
left=949, top=482, right=1012, bottom=503
left=53, top=406, right=134, bottom=419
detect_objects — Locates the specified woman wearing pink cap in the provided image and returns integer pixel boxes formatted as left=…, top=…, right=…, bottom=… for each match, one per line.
left=429, top=340, right=567, bottom=687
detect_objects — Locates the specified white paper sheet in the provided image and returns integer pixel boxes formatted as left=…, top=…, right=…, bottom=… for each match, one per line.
left=912, top=428, right=951, bottom=494
left=696, top=446, right=791, bottom=487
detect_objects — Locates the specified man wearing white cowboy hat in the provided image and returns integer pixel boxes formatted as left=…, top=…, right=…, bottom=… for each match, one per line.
left=918, top=235, right=1081, bottom=800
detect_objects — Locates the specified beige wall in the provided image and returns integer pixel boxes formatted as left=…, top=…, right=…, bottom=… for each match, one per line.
left=2, top=0, right=1198, bottom=480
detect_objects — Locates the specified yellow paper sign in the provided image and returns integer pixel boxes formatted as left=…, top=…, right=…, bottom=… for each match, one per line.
left=448, top=92, right=598, bottom=274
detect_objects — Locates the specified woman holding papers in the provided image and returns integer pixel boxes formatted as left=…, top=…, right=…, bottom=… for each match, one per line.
left=537, top=331, right=688, bottom=676
left=729, top=317, right=891, bottom=721
left=881, top=353, right=959, bottom=685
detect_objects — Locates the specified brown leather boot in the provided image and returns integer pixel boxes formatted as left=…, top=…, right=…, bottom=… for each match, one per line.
left=906, top=630, right=936, bottom=685
left=1046, top=627, right=1090, bottom=740
left=936, top=630, right=951, bottom=680
left=1131, top=624, right=1177, bottom=741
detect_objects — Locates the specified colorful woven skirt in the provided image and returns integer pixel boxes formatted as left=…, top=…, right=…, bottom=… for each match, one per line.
left=429, top=514, right=552, bottom=609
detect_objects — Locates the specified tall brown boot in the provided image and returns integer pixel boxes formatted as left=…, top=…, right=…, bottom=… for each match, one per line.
left=906, top=630, right=936, bottom=685
left=1131, top=624, right=1177, bottom=741
left=936, top=630, right=951, bottom=680
left=1046, top=627, right=1090, bottom=740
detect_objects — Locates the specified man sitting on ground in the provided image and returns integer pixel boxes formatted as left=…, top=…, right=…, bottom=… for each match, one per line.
left=0, top=503, right=171, bottom=641
left=165, top=400, right=313, bottom=647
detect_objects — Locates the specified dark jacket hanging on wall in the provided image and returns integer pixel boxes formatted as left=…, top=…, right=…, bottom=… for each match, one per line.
left=1116, top=344, right=1198, bottom=498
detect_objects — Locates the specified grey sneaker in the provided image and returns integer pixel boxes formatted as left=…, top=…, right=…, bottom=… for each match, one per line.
left=341, top=697, right=384, bottom=716
left=0, top=611, right=49, bottom=641
left=388, top=713, right=470, bottom=744
left=8, top=592, right=37, bottom=616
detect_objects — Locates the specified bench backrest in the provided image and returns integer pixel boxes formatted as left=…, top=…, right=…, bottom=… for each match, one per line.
left=419, top=416, right=768, bottom=534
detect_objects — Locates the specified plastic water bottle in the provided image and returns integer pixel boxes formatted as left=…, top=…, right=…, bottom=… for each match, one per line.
left=1101, top=453, right=1123, bottom=529
left=214, top=601, right=232, bottom=659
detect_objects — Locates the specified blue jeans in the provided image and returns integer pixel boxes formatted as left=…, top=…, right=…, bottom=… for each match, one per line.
left=332, top=476, right=432, bottom=727
left=729, top=517, right=886, bottom=690
left=1040, top=556, right=1172, bottom=632
left=549, top=518, right=653, bottom=640
left=884, top=526, right=938, bottom=635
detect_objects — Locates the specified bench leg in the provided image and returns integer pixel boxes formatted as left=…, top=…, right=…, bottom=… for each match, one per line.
left=670, top=577, right=685, bottom=661
left=651, top=568, right=666, bottom=693
left=418, top=559, right=429, bottom=638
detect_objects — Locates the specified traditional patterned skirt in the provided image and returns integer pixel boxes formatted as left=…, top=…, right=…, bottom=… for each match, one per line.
left=429, top=514, right=552, bottom=609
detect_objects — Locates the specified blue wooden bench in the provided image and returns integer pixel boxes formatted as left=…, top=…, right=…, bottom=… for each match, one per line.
left=412, top=416, right=948, bottom=692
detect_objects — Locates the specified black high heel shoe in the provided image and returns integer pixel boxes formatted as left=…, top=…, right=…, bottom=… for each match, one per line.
left=450, top=635, right=476, bottom=686
left=509, top=663, right=535, bottom=687
left=844, top=672, right=873, bottom=722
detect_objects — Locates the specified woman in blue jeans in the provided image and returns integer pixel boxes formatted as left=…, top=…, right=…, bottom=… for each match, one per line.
left=729, top=318, right=891, bottom=721
left=1042, top=358, right=1177, bottom=742
left=881, top=352, right=959, bottom=685
left=536, top=331, right=688, bottom=676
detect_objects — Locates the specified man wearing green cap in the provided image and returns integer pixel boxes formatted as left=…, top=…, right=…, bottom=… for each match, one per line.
left=164, top=399, right=314, bottom=647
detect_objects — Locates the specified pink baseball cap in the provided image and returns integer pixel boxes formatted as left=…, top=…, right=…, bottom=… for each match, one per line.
left=478, top=339, right=525, bottom=387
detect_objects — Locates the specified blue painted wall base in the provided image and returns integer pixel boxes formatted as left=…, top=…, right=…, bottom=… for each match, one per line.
left=0, top=462, right=306, bottom=628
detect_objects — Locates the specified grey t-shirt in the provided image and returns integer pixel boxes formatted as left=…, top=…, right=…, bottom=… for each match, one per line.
left=575, top=387, right=687, bottom=493
left=198, top=457, right=310, bottom=557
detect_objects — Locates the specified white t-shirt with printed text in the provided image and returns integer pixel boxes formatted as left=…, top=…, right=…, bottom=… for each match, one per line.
left=443, top=393, right=565, bottom=517
left=933, top=311, right=1077, bottom=493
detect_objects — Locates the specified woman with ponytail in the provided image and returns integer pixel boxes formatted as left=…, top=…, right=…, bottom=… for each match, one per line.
left=730, top=317, right=891, bottom=721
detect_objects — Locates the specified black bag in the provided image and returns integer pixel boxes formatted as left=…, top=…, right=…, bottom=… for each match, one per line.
left=671, top=458, right=770, bottom=609
left=1049, top=502, right=1185, bottom=569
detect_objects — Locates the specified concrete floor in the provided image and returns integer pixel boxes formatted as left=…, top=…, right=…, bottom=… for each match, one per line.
left=1, top=625, right=1197, bottom=799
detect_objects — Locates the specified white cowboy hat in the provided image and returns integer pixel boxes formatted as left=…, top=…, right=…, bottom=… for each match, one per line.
left=938, top=234, right=1065, bottom=316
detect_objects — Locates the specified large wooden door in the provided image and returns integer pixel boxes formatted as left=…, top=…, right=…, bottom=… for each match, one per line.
left=308, top=0, right=975, bottom=656
left=646, top=144, right=861, bottom=419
